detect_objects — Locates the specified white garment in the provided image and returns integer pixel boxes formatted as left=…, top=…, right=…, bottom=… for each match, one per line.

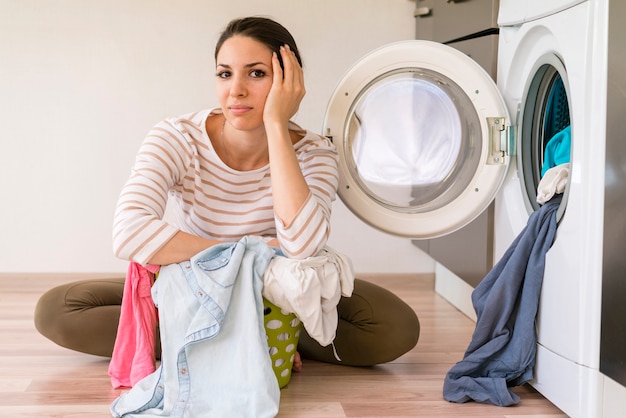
left=536, top=163, right=569, bottom=205
left=262, top=247, right=354, bottom=347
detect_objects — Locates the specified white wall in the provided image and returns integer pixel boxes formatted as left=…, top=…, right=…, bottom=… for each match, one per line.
left=0, top=0, right=434, bottom=274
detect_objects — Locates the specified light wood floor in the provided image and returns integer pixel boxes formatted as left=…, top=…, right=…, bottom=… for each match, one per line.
left=0, top=273, right=567, bottom=418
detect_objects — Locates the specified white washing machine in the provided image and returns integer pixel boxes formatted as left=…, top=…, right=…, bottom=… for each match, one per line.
left=323, top=0, right=625, bottom=416
left=495, top=1, right=625, bottom=416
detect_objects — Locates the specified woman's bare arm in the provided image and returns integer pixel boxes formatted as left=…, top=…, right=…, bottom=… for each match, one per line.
left=264, top=45, right=310, bottom=226
left=147, top=231, right=222, bottom=265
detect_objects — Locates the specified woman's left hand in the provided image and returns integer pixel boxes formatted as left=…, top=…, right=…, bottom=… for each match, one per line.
left=263, top=44, right=305, bottom=127
left=263, top=45, right=311, bottom=228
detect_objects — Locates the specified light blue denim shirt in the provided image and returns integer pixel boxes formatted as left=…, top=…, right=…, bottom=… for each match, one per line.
left=111, top=236, right=280, bottom=418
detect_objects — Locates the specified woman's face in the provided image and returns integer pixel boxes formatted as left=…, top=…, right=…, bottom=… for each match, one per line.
left=215, top=35, right=274, bottom=132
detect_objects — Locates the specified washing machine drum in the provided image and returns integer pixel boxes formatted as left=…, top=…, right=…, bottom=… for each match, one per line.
left=323, top=40, right=511, bottom=238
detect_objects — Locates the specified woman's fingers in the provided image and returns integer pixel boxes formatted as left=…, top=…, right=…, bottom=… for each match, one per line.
left=280, top=45, right=293, bottom=84
left=280, top=45, right=305, bottom=112
left=265, top=44, right=305, bottom=124
left=284, top=45, right=304, bottom=98
left=271, top=51, right=283, bottom=85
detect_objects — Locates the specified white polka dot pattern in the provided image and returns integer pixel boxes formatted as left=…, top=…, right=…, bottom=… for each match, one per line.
left=263, top=298, right=302, bottom=389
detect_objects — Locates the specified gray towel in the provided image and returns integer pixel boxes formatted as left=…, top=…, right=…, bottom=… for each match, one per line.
left=443, top=195, right=562, bottom=406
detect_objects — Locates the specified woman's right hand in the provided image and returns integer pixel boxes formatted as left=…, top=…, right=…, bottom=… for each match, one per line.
left=147, top=231, right=222, bottom=265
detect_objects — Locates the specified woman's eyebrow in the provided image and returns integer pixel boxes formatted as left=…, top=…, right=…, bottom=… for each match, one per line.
left=216, top=62, right=270, bottom=69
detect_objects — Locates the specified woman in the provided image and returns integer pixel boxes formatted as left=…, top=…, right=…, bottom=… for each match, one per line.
left=35, top=15, right=419, bottom=378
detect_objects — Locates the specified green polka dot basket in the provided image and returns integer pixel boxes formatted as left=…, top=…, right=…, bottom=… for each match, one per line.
left=263, top=298, right=302, bottom=388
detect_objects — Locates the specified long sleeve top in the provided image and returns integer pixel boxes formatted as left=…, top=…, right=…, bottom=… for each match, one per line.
left=112, top=108, right=339, bottom=265
left=108, top=262, right=160, bottom=389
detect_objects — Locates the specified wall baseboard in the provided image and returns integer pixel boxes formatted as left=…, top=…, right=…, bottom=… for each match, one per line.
left=433, top=262, right=477, bottom=322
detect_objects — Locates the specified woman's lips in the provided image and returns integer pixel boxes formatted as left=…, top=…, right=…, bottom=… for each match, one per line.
left=229, top=105, right=252, bottom=115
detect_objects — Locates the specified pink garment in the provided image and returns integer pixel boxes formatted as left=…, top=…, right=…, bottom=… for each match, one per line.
left=108, top=262, right=160, bottom=388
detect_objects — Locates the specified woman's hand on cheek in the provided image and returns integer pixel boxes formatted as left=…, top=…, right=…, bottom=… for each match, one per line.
left=263, top=45, right=305, bottom=128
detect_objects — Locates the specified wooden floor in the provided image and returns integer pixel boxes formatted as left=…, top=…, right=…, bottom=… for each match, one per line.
left=0, top=273, right=567, bottom=418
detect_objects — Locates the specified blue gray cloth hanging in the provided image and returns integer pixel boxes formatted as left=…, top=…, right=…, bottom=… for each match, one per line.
left=442, top=195, right=562, bottom=407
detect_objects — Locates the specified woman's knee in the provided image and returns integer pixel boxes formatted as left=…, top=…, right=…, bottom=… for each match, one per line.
left=330, top=278, right=420, bottom=365
left=34, top=278, right=125, bottom=357
left=369, top=280, right=420, bottom=345
left=347, top=278, right=420, bottom=333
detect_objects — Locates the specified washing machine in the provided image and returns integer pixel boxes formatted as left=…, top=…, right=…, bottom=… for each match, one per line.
left=322, top=0, right=625, bottom=416
left=495, top=1, right=626, bottom=416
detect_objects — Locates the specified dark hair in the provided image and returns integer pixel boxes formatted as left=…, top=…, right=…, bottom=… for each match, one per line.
left=214, top=16, right=303, bottom=70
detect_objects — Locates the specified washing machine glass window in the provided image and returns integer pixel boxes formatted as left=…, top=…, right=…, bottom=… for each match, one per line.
left=520, top=59, right=571, bottom=213
left=323, top=40, right=510, bottom=238
left=344, top=68, right=482, bottom=213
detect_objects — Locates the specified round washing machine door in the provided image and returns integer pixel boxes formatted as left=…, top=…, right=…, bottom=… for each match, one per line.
left=323, top=40, right=511, bottom=238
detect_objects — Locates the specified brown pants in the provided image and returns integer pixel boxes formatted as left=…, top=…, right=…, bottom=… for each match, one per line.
left=34, top=277, right=419, bottom=366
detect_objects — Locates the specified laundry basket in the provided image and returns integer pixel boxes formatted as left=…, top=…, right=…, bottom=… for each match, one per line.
left=262, top=298, right=302, bottom=388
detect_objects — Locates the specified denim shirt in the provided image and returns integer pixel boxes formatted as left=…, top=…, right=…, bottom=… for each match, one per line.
left=111, top=236, right=280, bottom=418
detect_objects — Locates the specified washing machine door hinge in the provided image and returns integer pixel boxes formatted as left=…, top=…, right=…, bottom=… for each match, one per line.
left=487, top=117, right=509, bottom=164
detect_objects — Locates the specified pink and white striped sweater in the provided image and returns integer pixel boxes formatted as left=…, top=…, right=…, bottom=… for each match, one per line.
left=112, top=108, right=339, bottom=265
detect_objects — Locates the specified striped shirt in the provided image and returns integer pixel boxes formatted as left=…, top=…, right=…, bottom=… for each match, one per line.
left=112, top=108, right=339, bottom=265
